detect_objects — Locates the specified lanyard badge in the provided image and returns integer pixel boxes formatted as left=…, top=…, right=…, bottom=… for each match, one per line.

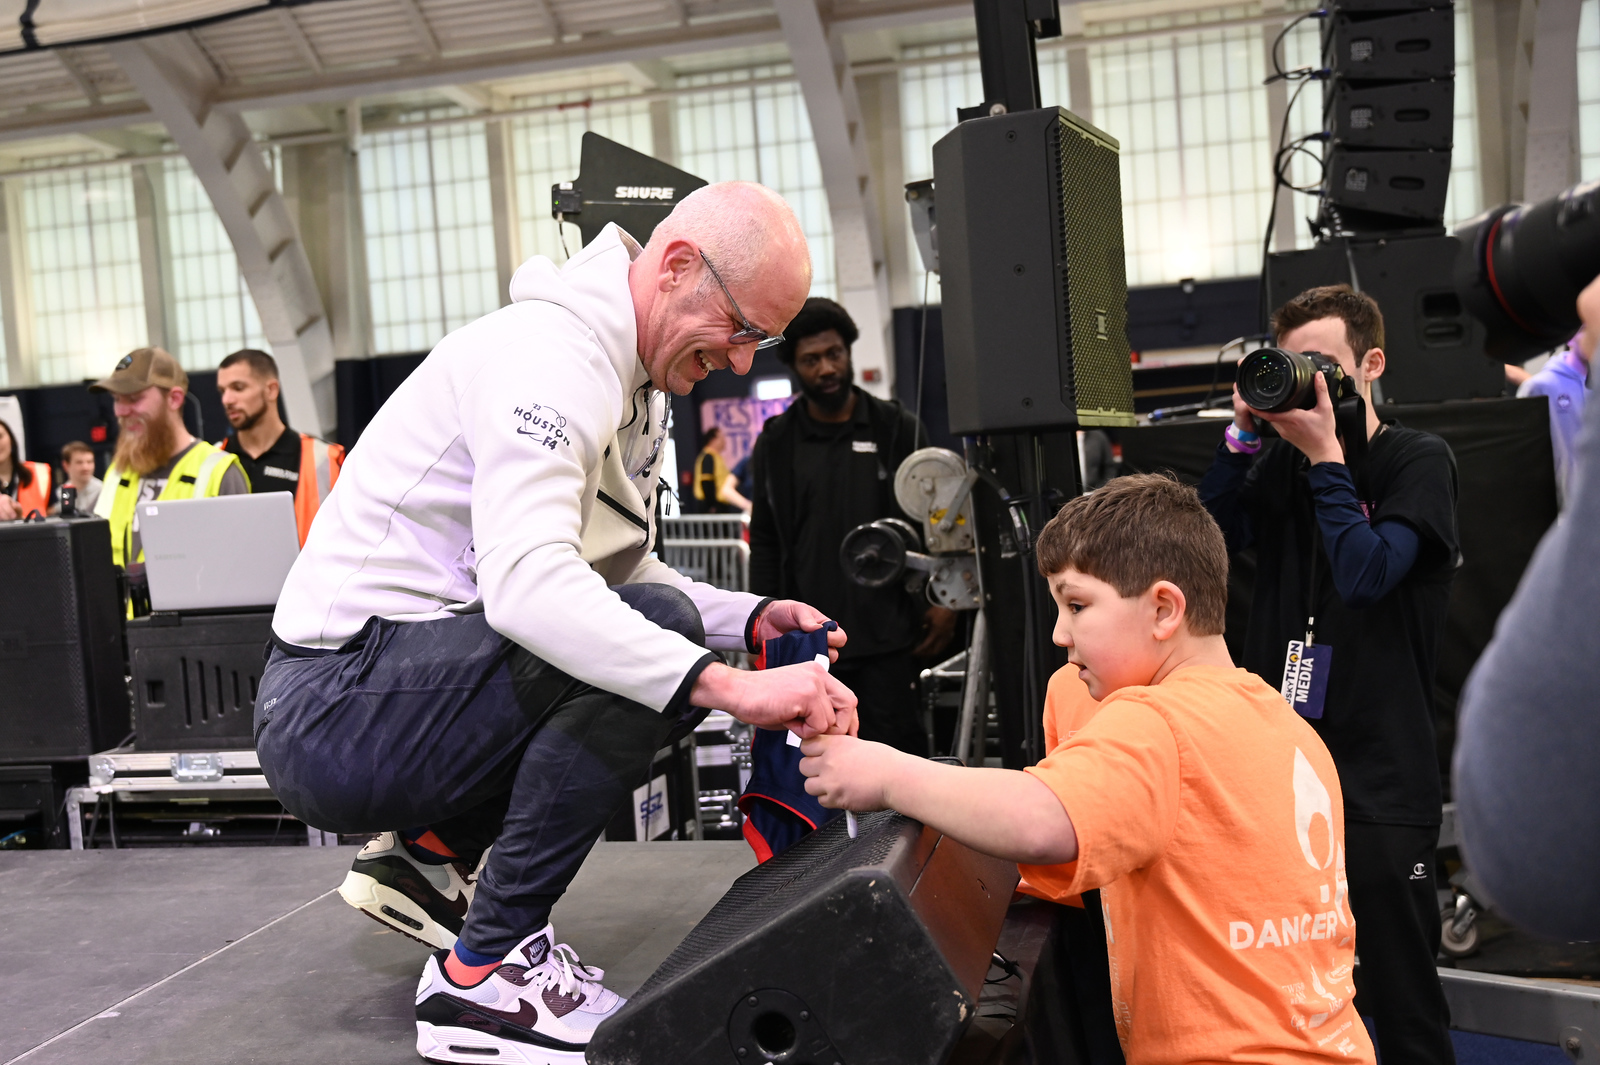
left=1281, top=618, right=1332, bottom=719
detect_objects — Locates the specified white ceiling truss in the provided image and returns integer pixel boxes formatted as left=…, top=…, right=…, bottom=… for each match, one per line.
left=0, top=0, right=969, bottom=145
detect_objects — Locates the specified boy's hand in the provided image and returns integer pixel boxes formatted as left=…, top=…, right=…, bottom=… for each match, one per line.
left=799, top=734, right=898, bottom=811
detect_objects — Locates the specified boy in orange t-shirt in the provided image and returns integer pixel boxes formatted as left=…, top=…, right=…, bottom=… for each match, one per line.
left=801, top=474, right=1375, bottom=1065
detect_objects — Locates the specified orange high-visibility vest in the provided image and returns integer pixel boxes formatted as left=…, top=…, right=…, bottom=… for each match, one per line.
left=220, top=432, right=344, bottom=546
left=14, top=461, right=50, bottom=517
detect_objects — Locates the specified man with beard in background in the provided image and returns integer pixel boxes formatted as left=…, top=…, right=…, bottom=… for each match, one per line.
left=749, top=297, right=956, bottom=753
left=90, top=347, right=248, bottom=569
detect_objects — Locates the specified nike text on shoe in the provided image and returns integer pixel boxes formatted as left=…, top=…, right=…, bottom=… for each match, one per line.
left=414, top=926, right=625, bottom=1064
left=339, top=831, right=476, bottom=949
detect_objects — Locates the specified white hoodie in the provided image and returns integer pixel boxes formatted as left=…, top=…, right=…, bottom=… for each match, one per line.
left=272, top=225, right=764, bottom=712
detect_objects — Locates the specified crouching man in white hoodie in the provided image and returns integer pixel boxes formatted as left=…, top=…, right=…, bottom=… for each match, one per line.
left=255, top=182, right=854, bottom=1064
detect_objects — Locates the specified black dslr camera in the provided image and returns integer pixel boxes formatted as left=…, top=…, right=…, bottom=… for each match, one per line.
left=1236, top=347, right=1356, bottom=413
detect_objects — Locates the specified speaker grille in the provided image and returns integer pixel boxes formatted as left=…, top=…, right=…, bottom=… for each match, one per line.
left=1056, top=114, right=1135, bottom=426
left=0, top=525, right=93, bottom=759
left=635, top=810, right=907, bottom=997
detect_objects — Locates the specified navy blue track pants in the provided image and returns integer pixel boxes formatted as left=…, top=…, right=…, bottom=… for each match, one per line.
left=254, top=583, right=708, bottom=956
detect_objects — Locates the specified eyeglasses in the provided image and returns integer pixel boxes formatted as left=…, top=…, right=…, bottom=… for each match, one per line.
left=700, top=250, right=785, bottom=350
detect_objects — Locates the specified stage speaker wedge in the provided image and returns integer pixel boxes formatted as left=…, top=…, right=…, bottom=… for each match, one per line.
left=586, top=810, right=1019, bottom=1065
left=0, top=519, right=129, bottom=762
left=1324, top=7, right=1455, bottom=83
left=1326, top=80, right=1454, bottom=152
left=933, top=107, right=1136, bottom=435
left=1325, top=147, right=1452, bottom=221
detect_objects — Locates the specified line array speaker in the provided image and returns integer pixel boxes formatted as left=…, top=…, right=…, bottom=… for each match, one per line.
left=587, top=811, right=1018, bottom=1065
left=1324, top=147, right=1453, bottom=220
left=1323, top=7, right=1455, bottom=82
left=1319, top=2, right=1455, bottom=235
left=1324, top=79, right=1454, bottom=151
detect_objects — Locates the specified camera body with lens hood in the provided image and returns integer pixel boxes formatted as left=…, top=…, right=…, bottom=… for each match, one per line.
left=1236, top=347, right=1359, bottom=414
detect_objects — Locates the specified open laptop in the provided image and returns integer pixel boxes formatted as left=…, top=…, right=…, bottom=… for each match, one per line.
left=140, top=493, right=300, bottom=612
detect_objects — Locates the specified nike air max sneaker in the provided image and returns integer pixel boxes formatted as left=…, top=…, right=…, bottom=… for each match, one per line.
left=338, top=831, right=476, bottom=949
left=414, top=925, right=625, bottom=1064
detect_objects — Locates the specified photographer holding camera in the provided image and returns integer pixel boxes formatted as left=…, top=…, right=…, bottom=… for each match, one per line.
left=1199, top=285, right=1459, bottom=1065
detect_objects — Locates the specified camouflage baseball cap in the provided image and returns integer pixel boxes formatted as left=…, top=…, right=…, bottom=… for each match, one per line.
left=89, top=347, right=189, bottom=395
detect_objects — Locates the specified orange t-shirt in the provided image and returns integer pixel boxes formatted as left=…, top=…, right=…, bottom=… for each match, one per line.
left=1017, top=665, right=1101, bottom=906
left=1021, top=664, right=1374, bottom=1065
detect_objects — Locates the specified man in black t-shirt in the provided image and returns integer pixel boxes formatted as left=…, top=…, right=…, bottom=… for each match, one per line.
left=749, top=298, right=956, bottom=753
left=1200, top=286, right=1458, bottom=1065
left=216, top=349, right=344, bottom=545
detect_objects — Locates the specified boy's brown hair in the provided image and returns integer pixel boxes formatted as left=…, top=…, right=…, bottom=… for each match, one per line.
left=1035, top=473, right=1229, bottom=636
left=1270, top=284, right=1385, bottom=364
left=61, top=440, right=93, bottom=463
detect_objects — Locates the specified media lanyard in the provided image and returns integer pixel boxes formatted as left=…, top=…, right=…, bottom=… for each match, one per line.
left=1281, top=499, right=1332, bottom=718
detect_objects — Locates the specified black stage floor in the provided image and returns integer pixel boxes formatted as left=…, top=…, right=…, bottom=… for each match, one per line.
left=0, top=843, right=756, bottom=1065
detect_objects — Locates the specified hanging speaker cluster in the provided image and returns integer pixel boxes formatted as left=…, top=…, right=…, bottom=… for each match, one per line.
left=1319, top=1, right=1455, bottom=234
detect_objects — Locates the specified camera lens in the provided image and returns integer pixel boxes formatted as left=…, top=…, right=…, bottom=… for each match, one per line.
left=1237, top=348, right=1319, bottom=413
left=1244, top=358, right=1288, bottom=404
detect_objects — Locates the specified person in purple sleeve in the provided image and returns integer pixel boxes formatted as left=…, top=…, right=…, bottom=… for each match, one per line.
left=1454, top=273, right=1600, bottom=943
left=1198, top=285, right=1459, bottom=1065
left=1517, top=331, right=1590, bottom=505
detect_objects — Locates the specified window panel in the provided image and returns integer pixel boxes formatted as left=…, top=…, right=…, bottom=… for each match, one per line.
left=509, top=85, right=655, bottom=274
left=21, top=161, right=148, bottom=385
left=1580, top=0, right=1600, bottom=181
left=675, top=65, right=837, bottom=300
left=164, top=156, right=271, bottom=373
left=361, top=111, right=498, bottom=355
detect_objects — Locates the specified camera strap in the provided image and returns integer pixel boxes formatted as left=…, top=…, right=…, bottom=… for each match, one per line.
left=1334, top=393, right=1370, bottom=503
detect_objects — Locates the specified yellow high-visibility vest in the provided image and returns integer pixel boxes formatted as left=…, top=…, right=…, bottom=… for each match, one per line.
left=95, top=440, right=247, bottom=568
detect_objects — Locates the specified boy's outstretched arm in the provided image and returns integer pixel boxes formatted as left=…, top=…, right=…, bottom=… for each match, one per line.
left=799, top=734, right=1078, bottom=865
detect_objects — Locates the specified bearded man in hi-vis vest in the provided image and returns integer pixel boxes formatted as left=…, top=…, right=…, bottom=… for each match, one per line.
left=90, top=347, right=249, bottom=569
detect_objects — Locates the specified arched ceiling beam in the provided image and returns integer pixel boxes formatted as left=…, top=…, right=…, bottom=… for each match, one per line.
left=774, top=0, right=893, bottom=397
left=106, top=32, right=337, bottom=437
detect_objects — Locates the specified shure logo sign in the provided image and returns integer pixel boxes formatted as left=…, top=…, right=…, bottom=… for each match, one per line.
left=615, top=186, right=675, bottom=200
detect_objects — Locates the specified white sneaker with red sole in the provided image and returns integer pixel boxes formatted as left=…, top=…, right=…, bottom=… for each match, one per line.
left=414, top=925, right=624, bottom=1064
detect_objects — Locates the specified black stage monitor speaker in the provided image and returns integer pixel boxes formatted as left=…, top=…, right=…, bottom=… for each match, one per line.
left=129, top=611, right=273, bottom=752
left=1325, top=79, right=1454, bottom=152
left=1265, top=235, right=1504, bottom=403
left=551, top=133, right=707, bottom=248
left=0, top=519, right=129, bottom=762
left=587, top=810, right=1019, bottom=1065
left=1324, top=8, right=1455, bottom=83
left=1325, top=147, right=1452, bottom=221
left=933, top=107, right=1136, bottom=435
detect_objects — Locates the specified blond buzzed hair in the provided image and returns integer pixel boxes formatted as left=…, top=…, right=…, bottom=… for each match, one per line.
left=1035, top=474, right=1229, bottom=636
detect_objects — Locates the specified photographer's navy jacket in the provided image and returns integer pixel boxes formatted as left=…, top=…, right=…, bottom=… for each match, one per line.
left=1200, top=425, right=1458, bottom=826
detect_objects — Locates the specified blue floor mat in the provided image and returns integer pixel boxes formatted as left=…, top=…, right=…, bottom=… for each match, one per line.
left=1450, top=1030, right=1568, bottom=1065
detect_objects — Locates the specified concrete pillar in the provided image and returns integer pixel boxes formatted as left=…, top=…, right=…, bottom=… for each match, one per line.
left=131, top=161, right=175, bottom=353
left=0, top=181, right=33, bottom=387
left=485, top=119, right=521, bottom=306
left=774, top=0, right=894, bottom=397
left=1520, top=0, right=1584, bottom=200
